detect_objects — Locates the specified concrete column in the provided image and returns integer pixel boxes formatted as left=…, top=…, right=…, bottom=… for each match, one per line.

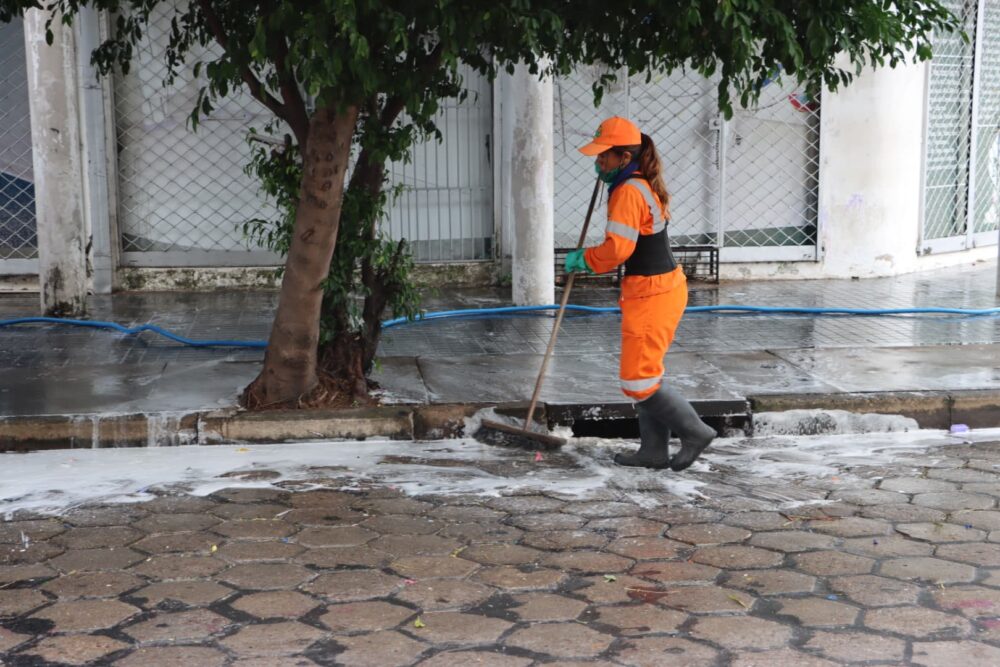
left=509, top=61, right=555, bottom=306
left=76, top=7, right=117, bottom=295
left=816, top=55, right=926, bottom=278
left=24, top=9, right=88, bottom=316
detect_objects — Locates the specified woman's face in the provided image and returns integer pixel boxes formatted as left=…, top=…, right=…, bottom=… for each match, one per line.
left=595, top=149, right=631, bottom=173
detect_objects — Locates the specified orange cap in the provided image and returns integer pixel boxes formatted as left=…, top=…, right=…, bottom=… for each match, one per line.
left=578, top=117, right=642, bottom=156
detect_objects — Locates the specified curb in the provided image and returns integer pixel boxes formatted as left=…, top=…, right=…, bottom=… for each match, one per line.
left=748, top=389, right=1000, bottom=431
left=0, top=390, right=996, bottom=450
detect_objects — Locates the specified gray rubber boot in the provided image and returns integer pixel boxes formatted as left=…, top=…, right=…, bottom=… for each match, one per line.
left=642, top=384, right=716, bottom=471
left=613, top=400, right=671, bottom=469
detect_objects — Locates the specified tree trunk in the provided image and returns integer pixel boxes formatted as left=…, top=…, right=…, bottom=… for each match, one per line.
left=243, top=105, right=359, bottom=408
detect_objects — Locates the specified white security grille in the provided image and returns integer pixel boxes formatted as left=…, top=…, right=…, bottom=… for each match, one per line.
left=384, top=65, right=494, bottom=262
left=553, top=66, right=819, bottom=262
left=923, top=0, right=976, bottom=246
left=0, top=18, right=37, bottom=268
left=113, top=4, right=280, bottom=266
left=973, top=0, right=1000, bottom=236
left=922, top=0, right=999, bottom=252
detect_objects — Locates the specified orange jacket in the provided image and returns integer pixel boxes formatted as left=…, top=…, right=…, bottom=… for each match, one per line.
left=583, top=176, right=685, bottom=300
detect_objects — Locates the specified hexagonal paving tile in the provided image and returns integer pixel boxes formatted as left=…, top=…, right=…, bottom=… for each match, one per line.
left=133, top=580, right=233, bottom=607
left=473, top=566, right=566, bottom=591
left=729, top=649, right=840, bottom=667
left=460, top=544, right=542, bottom=567
left=655, top=585, right=755, bottom=613
left=219, top=621, right=326, bottom=657
left=864, top=606, right=972, bottom=638
left=390, top=555, right=480, bottom=579
left=777, top=598, right=859, bottom=627
left=320, top=601, right=414, bottom=633
left=912, top=492, right=995, bottom=511
left=305, top=570, right=403, bottom=601
left=594, top=604, right=687, bottom=636
left=933, top=586, right=1000, bottom=618
left=810, top=517, right=893, bottom=538
left=210, top=502, right=289, bottom=521
left=417, top=651, right=531, bottom=667
left=898, top=522, right=987, bottom=543
left=936, top=542, right=1000, bottom=567
left=522, top=530, right=609, bottom=550
left=690, top=616, right=793, bottom=650
left=749, top=531, right=838, bottom=553
left=828, top=574, right=922, bottom=606
left=409, top=611, right=513, bottom=645
left=587, top=517, right=665, bottom=537
left=394, top=579, right=494, bottom=611
left=880, top=557, right=977, bottom=584
left=53, top=526, right=143, bottom=550
left=231, top=591, right=321, bottom=619
left=510, top=593, right=587, bottom=622
left=18, top=635, right=129, bottom=666
left=296, top=526, right=378, bottom=548
left=41, top=571, right=143, bottom=599
left=805, top=630, right=906, bottom=663
left=30, top=599, right=139, bottom=632
left=613, top=637, right=719, bottom=667
left=629, top=561, right=721, bottom=584
left=950, top=509, right=1000, bottom=531
left=861, top=504, right=947, bottom=523
left=840, top=535, right=934, bottom=558
left=0, top=588, right=49, bottom=616
left=542, top=550, right=633, bottom=574
left=910, top=641, right=1000, bottom=666
left=112, top=646, right=228, bottom=667
left=370, top=534, right=463, bottom=557
left=335, top=630, right=428, bottom=667
left=296, top=545, right=388, bottom=569
left=360, top=515, right=440, bottom=535
left=691, top=545, right=783, bottom=569
left=134, top=513, right=219, bottom=533
left=219, top=563, right=315, bottom=590
left=125, top=608, right=232, bottom=643
left=504, top=622, right=612, bottom=659
left=50, top=547, right=145, bottom=572
left=215, top=540, right=304, bottom=562
left=211, top=520, right=296, bottom=540
left=131, top=532, right=218, bottom=555
left=129, top=554, right=225, bottom=580
left=727, top=569, right=817, bottom=595
left=793, top=551, right=874, bottom=576
left=606, top=537, right=687, bottom=560
left=879, top=477, right=956, bottom=494
left=0, top=628, right=31, bottom=653
left=509, top=513, right=586, bottom=531
left=667, top=524, right=751, bottom=545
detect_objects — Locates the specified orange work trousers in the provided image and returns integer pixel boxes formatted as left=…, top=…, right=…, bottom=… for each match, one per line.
left=618, top=270, right=688, bottom=401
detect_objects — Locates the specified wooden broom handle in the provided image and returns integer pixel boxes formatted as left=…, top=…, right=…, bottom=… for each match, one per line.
left=524, top=176, right=604, bottom=430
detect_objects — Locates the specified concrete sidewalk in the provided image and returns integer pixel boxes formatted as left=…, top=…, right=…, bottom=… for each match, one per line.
left=0, top=261, right=998, bottom=444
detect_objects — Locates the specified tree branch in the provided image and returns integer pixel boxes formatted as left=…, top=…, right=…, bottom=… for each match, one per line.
left=270, top=32, right=310, bottom=148
left=196, top=0, right=287, bottom=123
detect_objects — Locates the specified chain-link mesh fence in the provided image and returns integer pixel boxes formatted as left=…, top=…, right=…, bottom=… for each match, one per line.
left=553, top=66, right=819, bottom=259
left=973, top=0, right=1000, bottom=236
left=923, top=0, right=976, bottom=243
left=114, top=8, right=492, bottom=266
left=0, top=18, right=37, bottom=263
left=113, top=5, right=279, bottom=261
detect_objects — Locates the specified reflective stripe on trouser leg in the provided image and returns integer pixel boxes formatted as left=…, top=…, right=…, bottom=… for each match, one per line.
left=619, top=285, right=688, bottom=400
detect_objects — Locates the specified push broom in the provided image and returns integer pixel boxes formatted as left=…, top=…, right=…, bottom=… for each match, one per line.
left=475, top=176, right=603, bottom=450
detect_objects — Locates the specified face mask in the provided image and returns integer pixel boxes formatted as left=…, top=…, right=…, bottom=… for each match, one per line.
left=594, top=162, right=622, bottom=184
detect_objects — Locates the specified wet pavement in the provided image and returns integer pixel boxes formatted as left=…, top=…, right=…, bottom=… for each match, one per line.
left=0, top=262, right=998, bottom=417
left=5, top=429, right=1000, bottom=665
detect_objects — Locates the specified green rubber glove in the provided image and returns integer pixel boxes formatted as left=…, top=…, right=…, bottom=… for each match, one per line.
left=564, top=248, right=593, bottom=274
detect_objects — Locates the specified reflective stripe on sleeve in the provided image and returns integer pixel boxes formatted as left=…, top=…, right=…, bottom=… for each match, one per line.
left=606, top=220, right=639, bottom=242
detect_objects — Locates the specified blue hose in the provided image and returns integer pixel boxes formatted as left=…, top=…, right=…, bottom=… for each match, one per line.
left=1, top=303, right=998, bottom=349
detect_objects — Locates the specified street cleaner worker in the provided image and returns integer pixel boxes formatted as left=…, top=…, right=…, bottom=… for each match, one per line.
left=569, top=116, right=716, bottom=471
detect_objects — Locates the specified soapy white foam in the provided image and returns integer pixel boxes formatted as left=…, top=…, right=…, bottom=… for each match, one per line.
left=1, top=427, right=997, bottom=518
